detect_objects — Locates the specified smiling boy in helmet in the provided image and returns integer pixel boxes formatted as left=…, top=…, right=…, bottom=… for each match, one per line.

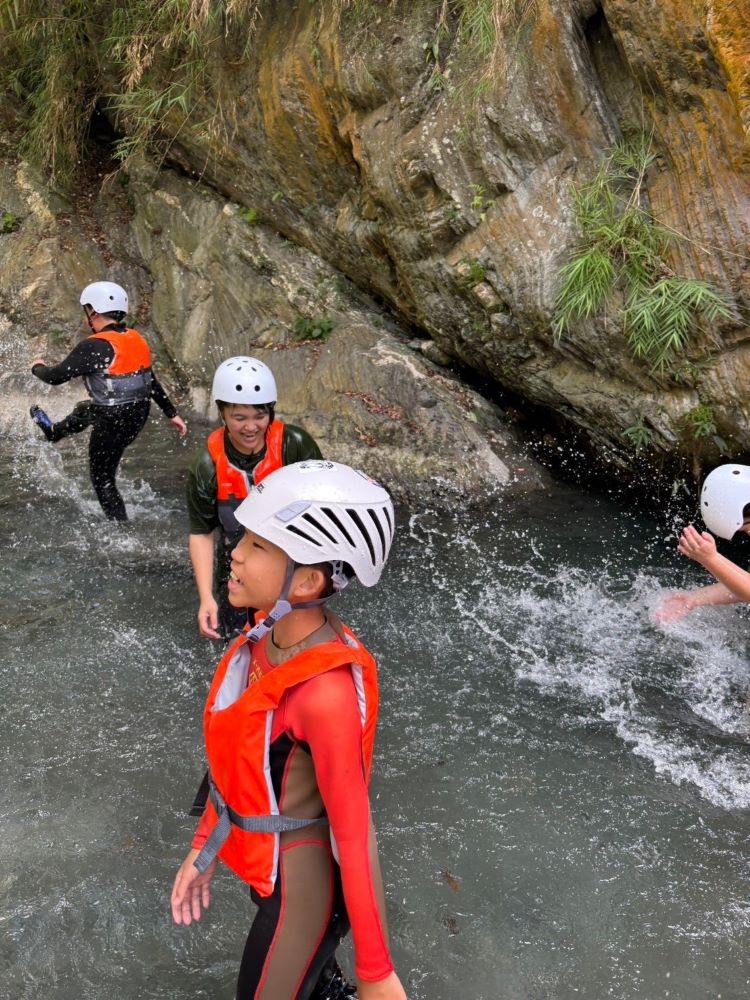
left=29, top=281, right=187, bottom=521
left=654, top=464, right=750, bottom=622
left=187, top=356, right=321, bottom=640
left=172, top=461, right=408, bottom=1000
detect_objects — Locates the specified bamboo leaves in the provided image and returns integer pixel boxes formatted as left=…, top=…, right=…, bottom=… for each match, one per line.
left=0, top=0, right=262, bottom=182
left=554, top=138, right=736, bottom=370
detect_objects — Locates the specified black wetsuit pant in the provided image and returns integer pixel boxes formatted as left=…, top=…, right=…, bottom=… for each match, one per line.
left=49, top=399, right=150, bottom=521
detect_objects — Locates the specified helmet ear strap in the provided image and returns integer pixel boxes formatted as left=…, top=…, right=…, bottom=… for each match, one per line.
left=243, top=559, right=348, bottom=645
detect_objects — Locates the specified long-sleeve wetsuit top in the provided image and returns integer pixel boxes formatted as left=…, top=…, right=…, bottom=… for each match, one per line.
left=186, top=425, right=322, bottom=536
left=192, top=618, right=394, bottom=984
left=31, top=327, right=178, bottom=418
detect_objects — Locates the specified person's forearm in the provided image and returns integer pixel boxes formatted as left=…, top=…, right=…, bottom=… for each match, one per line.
left=684, top=582, right=742, bottom=608
left=697, top=558, right=750, bottom=604
left=151, top=374, right=178, bottom=418
left=31, top=340, right=111, bottom=383
left=188, top=533, right=215, bottom=599
left=32, top=362, right=69, bottom=385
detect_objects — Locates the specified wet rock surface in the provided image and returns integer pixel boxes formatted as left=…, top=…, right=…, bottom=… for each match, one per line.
left=1, top=0, right=748, bottom=491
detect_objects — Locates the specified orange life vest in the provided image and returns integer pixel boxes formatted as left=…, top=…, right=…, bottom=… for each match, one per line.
left=206, top=420, right=285, bottom=540
left=200, top=622, right=379, bottom=896
left=84, top=328, right=153, bottom=405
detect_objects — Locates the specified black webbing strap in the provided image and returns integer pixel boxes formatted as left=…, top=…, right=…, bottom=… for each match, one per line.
left=189, top=771, right=209, bottom=817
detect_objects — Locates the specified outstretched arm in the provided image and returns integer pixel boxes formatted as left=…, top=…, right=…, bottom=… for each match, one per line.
left=31, top=339, right=112, bottom=384
left=653, top=581, right=740, bottom=623
left=676, top=524, right=750, bottom=602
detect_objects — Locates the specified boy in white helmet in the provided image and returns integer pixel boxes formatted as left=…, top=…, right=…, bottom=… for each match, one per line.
left=172, top=461, right=407, bottom=1000
left=654, top=464, right=750, bottom=622
left=187, top=356, right=321, bottom=640
left=29, top=281, right=187, bottom=521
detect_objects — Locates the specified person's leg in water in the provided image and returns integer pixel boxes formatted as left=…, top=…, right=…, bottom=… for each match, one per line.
left=30, top=400, right=95, bottom=443
left=236, top=831, right=355, bottom=1000
left=88, top=402, right=149, bottom=521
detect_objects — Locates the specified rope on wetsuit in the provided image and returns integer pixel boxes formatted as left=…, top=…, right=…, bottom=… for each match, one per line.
left=193, top=776, right=328, bottom=874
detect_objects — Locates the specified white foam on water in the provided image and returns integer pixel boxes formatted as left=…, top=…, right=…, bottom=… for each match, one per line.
left=657, top=610, right=750, bottom=736
left=604, top=703, right=750, bottom=810
left=447, top=549, right=750, bottom=811
left=6, top=412, right=178, bottom=556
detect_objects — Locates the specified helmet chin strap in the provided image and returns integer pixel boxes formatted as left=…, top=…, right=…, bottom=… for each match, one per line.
left=244, top=559, right=349, bottom=646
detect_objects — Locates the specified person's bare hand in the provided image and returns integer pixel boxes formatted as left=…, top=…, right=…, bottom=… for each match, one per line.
left=170, top=415, right=188, bottom=438
left=677, top=524, right=717, bottom=567
left=198, top=596, right=221, bottom=639
left=652, top=592, right=694, bottom=623
left=171, top=848, right=216, bottom=925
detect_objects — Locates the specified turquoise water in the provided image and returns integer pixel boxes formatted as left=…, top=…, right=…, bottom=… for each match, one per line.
left=2, top=401, right=750, bottom=999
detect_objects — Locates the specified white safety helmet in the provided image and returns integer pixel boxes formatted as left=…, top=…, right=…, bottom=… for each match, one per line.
left=234, top=460, right=395, bottom=587
left=80, top=281, right=129, bottom=315
left=700, top=464, right=750, bottom=539
left=211, top=356, right=277, bottom=406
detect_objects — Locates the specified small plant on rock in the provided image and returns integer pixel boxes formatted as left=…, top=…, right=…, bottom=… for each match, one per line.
left=458, top=256, right=486, bottom=286
left=468, top=183, right=496, bottom=221
left=293, top=316, right=335, bottom=342
left=623, top=418, right=654, bottom=453
left=683, top=403, right=716, bottom=440
left=238, top=206, right=258, bottom=225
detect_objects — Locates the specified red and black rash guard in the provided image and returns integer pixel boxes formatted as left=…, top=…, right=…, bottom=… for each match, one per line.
left=192, top=627, right=394, bottom=984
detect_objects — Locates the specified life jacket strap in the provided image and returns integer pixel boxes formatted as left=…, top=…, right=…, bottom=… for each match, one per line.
left=192, top=776, right=327, bottom=874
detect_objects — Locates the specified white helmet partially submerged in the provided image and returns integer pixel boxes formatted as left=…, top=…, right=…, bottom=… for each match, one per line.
left=80, top=281, right=129, bottom=315
left=700, top=464, right=750, bottom=539
left=212, top=356, right=277, bottom=406
left=235, top=460, right=394, bottom=588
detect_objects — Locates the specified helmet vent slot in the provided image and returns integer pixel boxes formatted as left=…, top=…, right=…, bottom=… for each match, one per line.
left=303, top=512, right=337, bottom=544
left=347, top=508, right=376, bottom=566
left=382, top=504, right=393, bottom=537
left=321, top=507, right=355, bottom=548
left=367, top=508, right=387, bottom=559
left=286, top=524, right=323, bottom=546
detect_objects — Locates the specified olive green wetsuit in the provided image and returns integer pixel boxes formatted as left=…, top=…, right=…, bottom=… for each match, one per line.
left=187, top=424, right=322, bottom=636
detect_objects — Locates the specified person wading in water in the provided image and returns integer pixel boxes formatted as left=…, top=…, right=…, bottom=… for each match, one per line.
left=187, top=356, right=321, bottom=640
left=30, top=280, right=187, bottom=521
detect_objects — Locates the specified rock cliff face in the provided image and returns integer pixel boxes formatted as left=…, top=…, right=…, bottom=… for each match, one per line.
left=160, top=0, right=750, bottom=465
left=1, top=0, right=748, bottom=492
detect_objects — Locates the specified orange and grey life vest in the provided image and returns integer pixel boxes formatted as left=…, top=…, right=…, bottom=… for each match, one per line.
left=193, top=621, right=379, bottom=896
left=206, top=420, right=285, bottom=541
left=84, top=328, right=153, bottom=406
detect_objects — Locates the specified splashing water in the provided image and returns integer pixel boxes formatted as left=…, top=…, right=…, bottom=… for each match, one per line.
left=2, top=395, right=750, bottom=999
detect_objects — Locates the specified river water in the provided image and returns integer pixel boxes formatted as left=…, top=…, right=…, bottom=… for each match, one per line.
left=2, top=397, right=750, bottom=1000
